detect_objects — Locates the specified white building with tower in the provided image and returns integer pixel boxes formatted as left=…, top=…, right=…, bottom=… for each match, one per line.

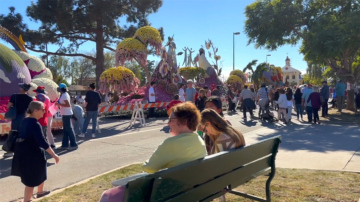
left=282, top=56, right=302, bottom=86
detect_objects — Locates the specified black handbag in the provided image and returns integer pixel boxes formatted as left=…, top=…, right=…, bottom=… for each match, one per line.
left=5, top=94, right=17, bottom=120
left=2, top=131, right=19, bottom=152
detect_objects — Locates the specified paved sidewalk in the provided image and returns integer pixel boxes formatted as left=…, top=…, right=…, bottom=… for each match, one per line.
left=1, top=112, right=359, bottom=202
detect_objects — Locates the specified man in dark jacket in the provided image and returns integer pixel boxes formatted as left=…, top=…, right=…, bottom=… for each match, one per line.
left=320, top=81, right=330, bottom=117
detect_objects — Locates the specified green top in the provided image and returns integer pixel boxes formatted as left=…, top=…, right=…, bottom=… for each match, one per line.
left=142, top=132, right=207, bottom=173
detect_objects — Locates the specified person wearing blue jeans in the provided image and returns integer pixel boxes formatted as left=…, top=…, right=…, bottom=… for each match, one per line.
left=62, top=115, right=78, bottom=148
left=79, top=83, right=101, bottom=138
left=56, top=83, right=78, bottom=150
left=295, top=104, right=303, bottom=120
left=306, top=106, right=313, bottom=123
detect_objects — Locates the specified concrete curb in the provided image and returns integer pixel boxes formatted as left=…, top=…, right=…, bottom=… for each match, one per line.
left=32, top=162, right=143, bottom=201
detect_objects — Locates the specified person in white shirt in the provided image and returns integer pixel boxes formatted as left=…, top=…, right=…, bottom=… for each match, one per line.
left=286, top=88, right=294, bottom=122
left=275, top=88, right=288, bottom=123
left=55, top=83, right=78, bottom=150
left=148, top=82, right=156, bottom=118
left=178, top=84, right=185, bottom=102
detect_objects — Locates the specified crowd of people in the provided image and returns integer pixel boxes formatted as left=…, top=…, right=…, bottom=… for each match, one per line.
left=3, top=78, right=360, bottom=202
left=4, top=82, right=102, bottom=201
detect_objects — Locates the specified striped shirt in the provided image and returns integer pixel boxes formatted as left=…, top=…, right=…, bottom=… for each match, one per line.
left=257, top=87, right=268, bottom=99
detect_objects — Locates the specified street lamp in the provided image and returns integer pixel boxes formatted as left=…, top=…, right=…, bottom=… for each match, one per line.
left=266, top=54, right=271, bottom=64
left=233, top=32, right=240, bottom=70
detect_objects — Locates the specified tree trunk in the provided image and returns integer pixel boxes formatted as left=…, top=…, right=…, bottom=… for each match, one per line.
left=95, top=19, right=105, bottom=92
left=346, top=82, right=356, bottom=111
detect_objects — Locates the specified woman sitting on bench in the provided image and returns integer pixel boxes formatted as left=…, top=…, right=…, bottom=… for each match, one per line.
left=99, top=102, right=207, bottom=202
left=199, top=109, right=246, bottom=202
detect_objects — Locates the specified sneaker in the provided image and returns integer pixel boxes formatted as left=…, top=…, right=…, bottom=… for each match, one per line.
left=92, top=134, right=96, bottom=138
left=78, top=133, right=85, bottom=138
left=57, top=147, right=68, bottom=150
left=3, top=152, right=13, bottom=158
left=68, top=146, right=78, bottom=150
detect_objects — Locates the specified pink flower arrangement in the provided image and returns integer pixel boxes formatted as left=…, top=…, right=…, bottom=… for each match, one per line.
left=0, top=96, right=11, bottom=123
left=117, top=86, right=147, bottom=105
left=0, top=96, right=10, bottom=113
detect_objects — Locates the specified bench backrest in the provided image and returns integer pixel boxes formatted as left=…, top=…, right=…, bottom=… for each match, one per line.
left=123, top=135, right=281, bottom=202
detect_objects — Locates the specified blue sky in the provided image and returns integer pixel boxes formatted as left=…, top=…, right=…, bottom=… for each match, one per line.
left=0, top=0, right=307, bottom=78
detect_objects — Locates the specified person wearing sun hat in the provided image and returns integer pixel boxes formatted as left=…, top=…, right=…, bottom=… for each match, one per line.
left=3, top=83, right=34, bottom=158
left=33, top=86, right=56, bottom=149
left=55, top=83, right=78, bottom=150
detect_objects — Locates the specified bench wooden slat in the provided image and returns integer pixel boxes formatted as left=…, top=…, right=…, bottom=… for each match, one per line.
left=163, top=155, right=272, bottom=202
left=122, top=136, right=281, bottom=202
left=149, top=137, right=280, bottom=202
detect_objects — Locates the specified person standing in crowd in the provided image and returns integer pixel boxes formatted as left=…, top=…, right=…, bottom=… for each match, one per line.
left=302, top=84, right=314, bottom=123
left=72, top=99, right=84, bottom=136
left=275, top=88, right=288, bottom=123
left=286, top=88, right=294, bottom=122
left=227, top=86, right=235, bottom=112
left=239, top=85, right=255, bottom=119
left=355, top=89, right=360, bottom=111
left=204, top=86, right=211, bottom=97
left=269, top=86, right=275, bottom=108
left=166, top=94, right=183, bottom=116
left=211, top=85, right=221, bottom=96
left=185, top=80, right=196, bottom=102
left=11, top=101, right=60, bottom=201
left=148, top=81, right=156, bottom=119
left=33, top=86, right=56, bottom=148
left=79, top=83, right=101, bottom=138
left=195, top=89, right=207, bottom=112
left=178, top=84, right=186, bottom=102
left=320, top=81, right=330, bottom=117
left=335, top=79, right=346, bottom=112
left=3, top=83, right=33, bottom=158
left=256, top=83, right=269, bottom=117
left=55, top=83, right=78, bottom=150
left=274, top=88, right=280, bottom=111
left=294, top=88, right=303, bottom=120
left=307, top=88, right=322, bottom=124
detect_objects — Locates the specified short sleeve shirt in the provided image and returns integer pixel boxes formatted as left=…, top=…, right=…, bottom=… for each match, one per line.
left=10, top=94, right=33, bottom=115
left=59, top=92, right=73, bottom=115
left=185, top=88, right=196, bottom=102
left=85, top=90, right=102, bottom=111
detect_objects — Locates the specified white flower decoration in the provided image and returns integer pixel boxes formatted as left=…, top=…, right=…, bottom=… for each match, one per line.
left=34, top=68, right=53, bottom=80
left=29, top=78, right=59, bottom=102
left=14, top=51, right=47, bottom=72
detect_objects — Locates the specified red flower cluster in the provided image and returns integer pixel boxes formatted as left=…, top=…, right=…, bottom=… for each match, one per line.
left=0, top=96, right=11, bottom=113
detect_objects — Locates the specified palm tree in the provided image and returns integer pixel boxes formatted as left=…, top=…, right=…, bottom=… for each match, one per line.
left=252, top=63, right=268, bottom=90
left=243, top=59, right=258, bottom=83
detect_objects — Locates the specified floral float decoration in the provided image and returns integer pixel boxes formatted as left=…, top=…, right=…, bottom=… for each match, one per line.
left=226, top=75, right=243, bottom=90
left=116, top=38, right=147, bottom=67
left=159, top=62, right=169, bottom=78
left=133, top=26, right=162, bottom=54
left=172, top=74, right=182, bottom=84
left=230, top=69, right=247, bottom=83
left=116, top=26, right=163, bottom=85
left=179, top=67, right=205, bottom=81
left=98, top=66, right=140, bottom=94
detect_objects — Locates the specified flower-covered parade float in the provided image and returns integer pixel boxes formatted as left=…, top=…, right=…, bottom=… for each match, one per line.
left=0, top=25, right=61, bottom=135
left=98, top=26, right=229, bottom=117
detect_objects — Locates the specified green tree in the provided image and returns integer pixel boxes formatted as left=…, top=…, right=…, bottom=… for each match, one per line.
left=243, top=59, right=267, bottom=90
left=245, top=0, right=360, bottom=110
left=45, top=55, right=70, bottom=86
left=0, top=1, right=163, bottom=88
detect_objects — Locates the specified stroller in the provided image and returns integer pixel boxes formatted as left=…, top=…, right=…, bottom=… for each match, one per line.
left=258, top=98, right=275, bottom=122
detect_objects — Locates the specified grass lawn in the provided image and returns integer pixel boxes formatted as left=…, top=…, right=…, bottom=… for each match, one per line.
left=38, top=164, right=360, bottom=202
left=320, top=108, right=360, bottom=123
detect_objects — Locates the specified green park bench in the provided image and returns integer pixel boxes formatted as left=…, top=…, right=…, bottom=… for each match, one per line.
left=113, top=135, right=281, bottom=202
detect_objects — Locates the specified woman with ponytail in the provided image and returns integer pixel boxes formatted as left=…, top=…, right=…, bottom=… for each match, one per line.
left=11, top=101, right=60, bottom=202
